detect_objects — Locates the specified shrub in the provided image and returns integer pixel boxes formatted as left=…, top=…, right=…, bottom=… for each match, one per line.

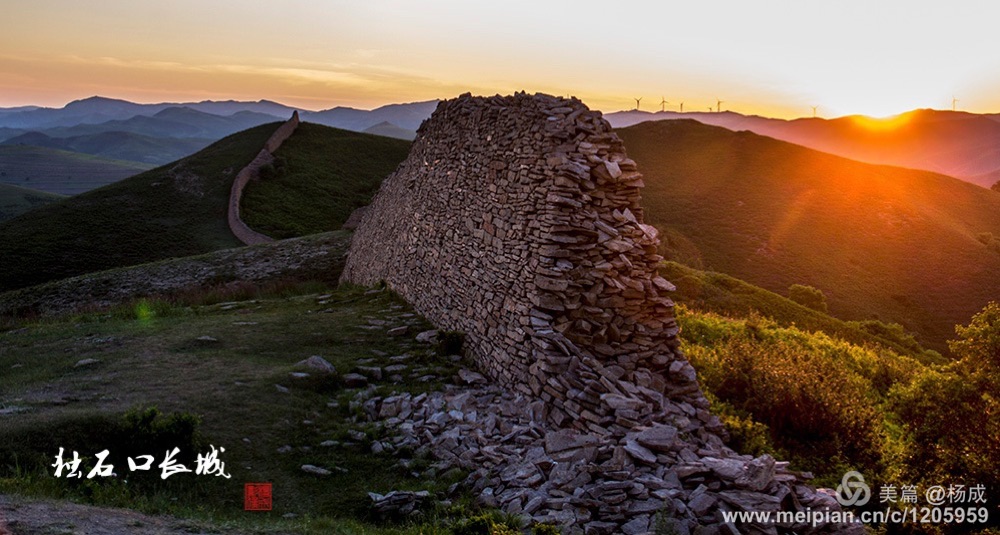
left=889, top=303, right=1000, bottom=488
left=451, top=512, right=520, bottom=535
left=788, top=284, right=828, bottom=313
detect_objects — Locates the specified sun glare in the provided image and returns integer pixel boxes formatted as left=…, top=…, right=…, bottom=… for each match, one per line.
left=851, top=112, right=914, bottom=131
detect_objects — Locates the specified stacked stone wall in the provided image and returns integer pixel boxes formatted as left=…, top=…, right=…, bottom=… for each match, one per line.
left=341, top=93, right=860, bottom=533
left=228, top=111, right=300, bottom=245
left=342, top=93, right=704, bottom=435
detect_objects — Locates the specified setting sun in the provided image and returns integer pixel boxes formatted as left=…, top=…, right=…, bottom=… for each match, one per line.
left=851, top=112, right=915, bottom=131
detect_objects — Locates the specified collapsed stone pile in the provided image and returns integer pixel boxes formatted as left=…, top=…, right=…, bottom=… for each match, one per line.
left=341, top=93, right=862, bottom=533
left=355, top=380, right=860, bottom=535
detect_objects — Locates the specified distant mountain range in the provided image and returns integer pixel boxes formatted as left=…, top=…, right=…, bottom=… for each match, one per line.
left=6, top=95, right=1000, bottom=198
left=606, top=108, right=1000, bottom=188
left=0, top=96, right=434, bottom=140
left=0, top=97, right=432, bottom=192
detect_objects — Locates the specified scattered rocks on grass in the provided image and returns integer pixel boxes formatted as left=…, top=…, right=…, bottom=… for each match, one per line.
left=300, top=464, right=332, bottom=476
left=296, top=355, right=336, bottom=374
left=415, top=330, right=439, bottom=344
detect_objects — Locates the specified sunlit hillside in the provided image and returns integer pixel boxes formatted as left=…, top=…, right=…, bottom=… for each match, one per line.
left=619, top=119, right=1000, bottom=352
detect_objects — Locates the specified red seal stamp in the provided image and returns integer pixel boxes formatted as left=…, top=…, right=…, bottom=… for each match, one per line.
left=244, top=482, right=272, bottom=511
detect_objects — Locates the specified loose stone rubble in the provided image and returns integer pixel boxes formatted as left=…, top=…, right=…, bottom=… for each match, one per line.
left=355, top=381, right=860, bottom=534
left=341, top=93, right=863, bottom=533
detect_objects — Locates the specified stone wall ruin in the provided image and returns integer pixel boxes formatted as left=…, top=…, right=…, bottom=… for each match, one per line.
left=228, top=111, right=300, bottom=245
left=342, top=93, right=707, bottom=435
left=341, top=93, right=860, bottom=533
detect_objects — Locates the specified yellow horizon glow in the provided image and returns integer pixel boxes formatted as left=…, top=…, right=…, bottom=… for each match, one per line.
left=3, top=1, right=1000, bottom=119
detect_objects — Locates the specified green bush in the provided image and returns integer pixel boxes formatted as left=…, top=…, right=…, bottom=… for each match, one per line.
left=889, top=302, right=1000, bottom=488
left=532, top=523, right=561, bottom=535
left=788, top=284, right=828, bottom=313
left=451, top=512, right=520, bottom=535
left=680, top=311, right=925, bottom=477
left=0, top=406, right=202, bottom=489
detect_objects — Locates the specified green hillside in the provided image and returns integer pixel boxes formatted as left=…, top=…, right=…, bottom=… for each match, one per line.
left=0, top=123, right=279, bottom=293
left=0, top=183, right=64, bottom=222
left=659, top=261, right=941, bottom=363
left=618, top=120, right=1000, bottom=352
left=241, top=122, right=411, bottom=239
left=1, top=130, right=211, bottom=165
left=0, top=145, right=151, bottom=195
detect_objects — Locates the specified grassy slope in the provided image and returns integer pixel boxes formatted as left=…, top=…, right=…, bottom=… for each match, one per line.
left=620, top=120, right=1000, bottom=352
left=1, top=131, right=212, bottom=166
left=0, top=123, right=280, bottom=294
left=241, top=122, right=411, bottom=239
left=0, top=145, right=151, bottom=195
left=0, top=286, right=464, bottom=534
left=0, top=183, right=64, bottom=223
left=659, top=261, right=941, bottom=363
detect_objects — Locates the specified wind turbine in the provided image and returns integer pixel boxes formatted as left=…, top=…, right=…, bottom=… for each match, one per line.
left=811, top=105, right=818, bottom=118
left=952, top=96, right=959, bottom=111
left=634, top=97, right=642, bottom=111
left=679, top=102, right=684, bottom=113
left=716, top=99, right=724, bottom=113
left=660, top=97, right=668, bottom=112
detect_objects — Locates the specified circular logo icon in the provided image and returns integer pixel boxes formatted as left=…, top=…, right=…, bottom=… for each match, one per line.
left=836, top=471, right=871, bottom=507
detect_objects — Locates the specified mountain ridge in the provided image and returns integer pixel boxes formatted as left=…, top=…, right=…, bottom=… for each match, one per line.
left=606, top=108, right=1000, bottom=186
left=618, top=119, right=1000, bottom=352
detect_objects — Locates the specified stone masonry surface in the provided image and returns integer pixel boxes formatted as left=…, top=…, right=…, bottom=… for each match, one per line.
left=341, top=93, right=862, bottom=534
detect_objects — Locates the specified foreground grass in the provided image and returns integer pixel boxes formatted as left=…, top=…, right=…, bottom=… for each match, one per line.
left=241, top=122, right=411, bottom=239
left=0, top=285, right=472, bottom=533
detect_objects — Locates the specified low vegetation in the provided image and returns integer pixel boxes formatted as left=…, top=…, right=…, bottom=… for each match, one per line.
left=0, top=183, right=63, bottom=222
left=0, top=145, right=150, bottom=195
left=241, top=122, right=411, bottom=239
left=0, top=284, right=495, bottom=534
left=681, top=302, right=1000, bottom=515
left=0, top=123, right=279, bottom=293
left=659, top=261, right=942, bottom=363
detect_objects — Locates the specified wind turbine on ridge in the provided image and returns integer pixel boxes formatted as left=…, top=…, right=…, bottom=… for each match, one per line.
left=811, top=105, right=818, bottom=118
left=679, top=102, right=684, bottom=113
left=716, top=99, right=724, bottom=113
left=952, top=96, right=959, bottom=111
left=660, top=97, right=668, bottom=112
left=634, top=97, right=642, bottom=111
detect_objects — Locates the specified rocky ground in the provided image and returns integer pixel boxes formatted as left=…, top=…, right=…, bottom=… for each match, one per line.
left=0, top=494, right=284, bottom=535
left=347, top=340, right=864, bottom=535
left=0, top=231, right=349, bottom=319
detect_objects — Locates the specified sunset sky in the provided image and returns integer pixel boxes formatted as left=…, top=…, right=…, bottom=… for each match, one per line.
left=3, top=0, right=1000, bottom=118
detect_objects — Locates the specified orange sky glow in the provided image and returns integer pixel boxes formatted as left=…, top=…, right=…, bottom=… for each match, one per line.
left=3, top=0, right=1000, bottom=119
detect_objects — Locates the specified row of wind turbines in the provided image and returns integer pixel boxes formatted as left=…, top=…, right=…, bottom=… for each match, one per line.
left=631, top=96, right=963, bottom=117
left=631, top=97, right=723, bottom=114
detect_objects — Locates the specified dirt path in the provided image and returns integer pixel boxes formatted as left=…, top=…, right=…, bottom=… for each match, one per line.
left=0, top=494, right=285, bottom=535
